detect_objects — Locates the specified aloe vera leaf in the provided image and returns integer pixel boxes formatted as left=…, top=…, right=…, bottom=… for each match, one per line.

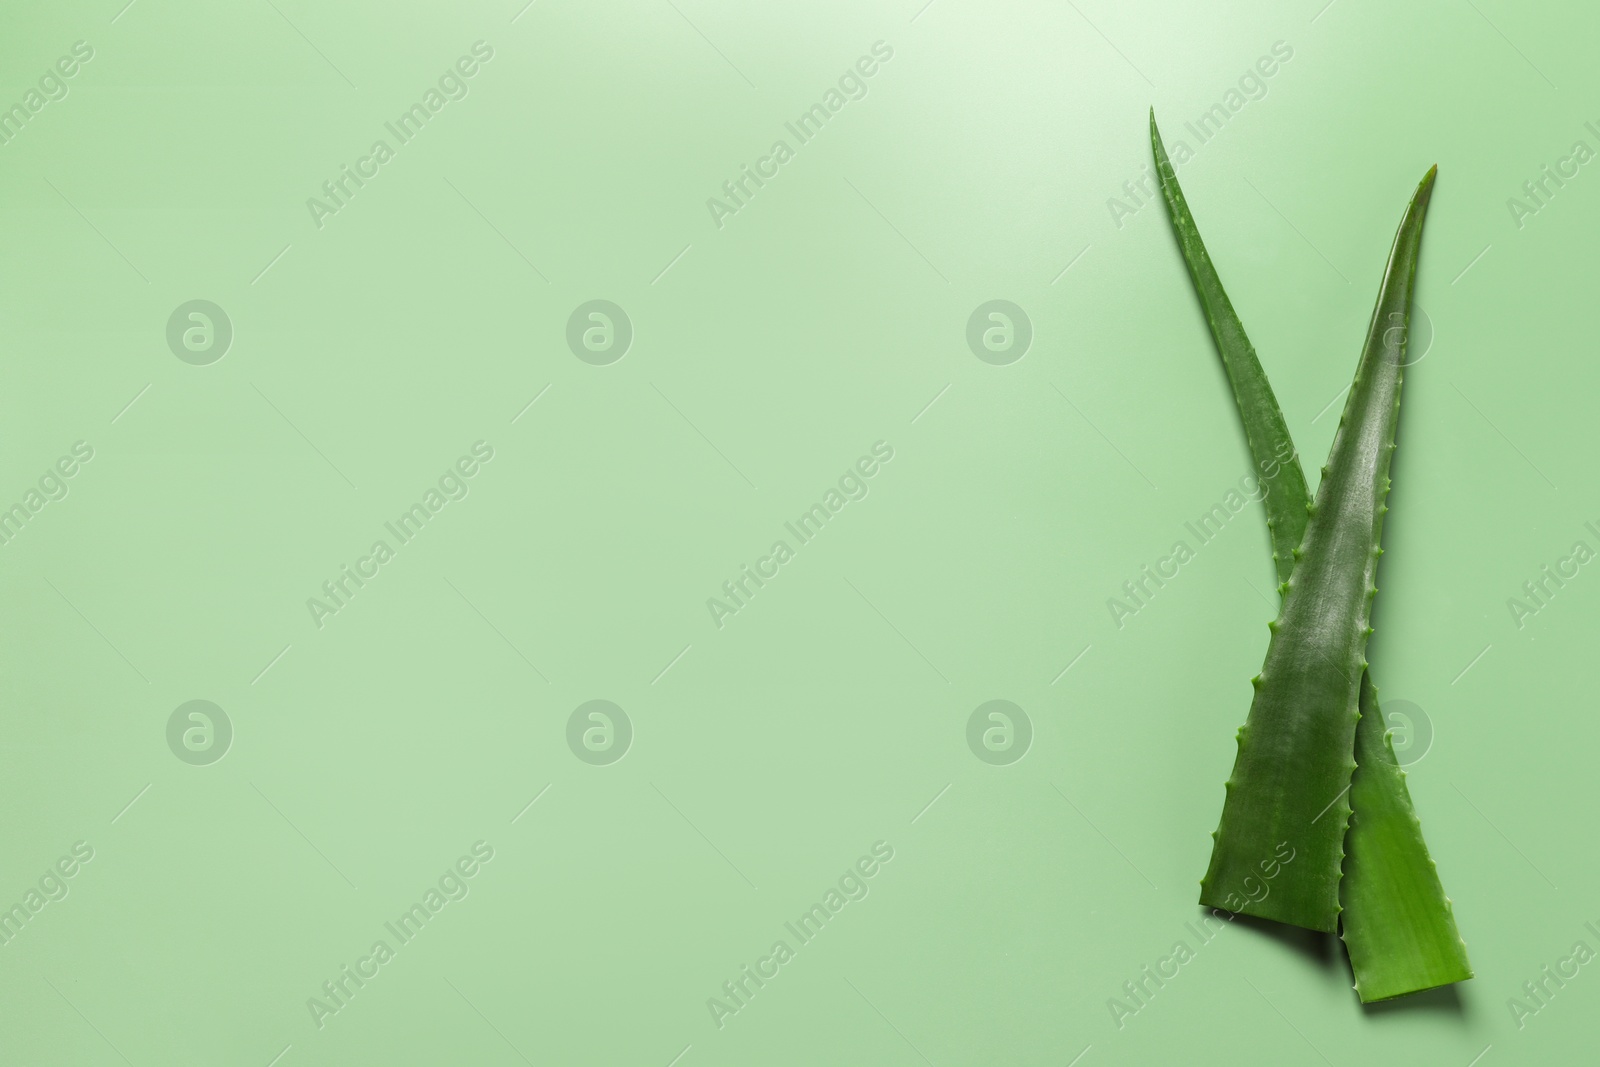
left=1342, top=672, right=1474, bottom=999
left=1150, top=117, right=1472, bottom=997
left=1193, top=164, right=1436, bottom=932
left=1148, top=110, right=1309, bottom=585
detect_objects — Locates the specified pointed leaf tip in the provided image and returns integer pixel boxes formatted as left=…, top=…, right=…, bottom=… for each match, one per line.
left=1416, top=165, right=1438, bottom=202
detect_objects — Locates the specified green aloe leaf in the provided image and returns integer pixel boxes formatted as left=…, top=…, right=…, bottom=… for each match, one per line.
left=1151, top=112, right=1470, bottom=997
left=1343, top=672, right=1474, bottom=1000
left=1146, top=113, right=1310, bottom=586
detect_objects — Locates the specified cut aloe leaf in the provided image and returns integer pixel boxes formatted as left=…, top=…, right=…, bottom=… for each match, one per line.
left=1342, top=672, right=1474, bottom=1000
left=1152, top=112, right=1469, bottom=997
left=1147, top=110, right=1309, bottom=586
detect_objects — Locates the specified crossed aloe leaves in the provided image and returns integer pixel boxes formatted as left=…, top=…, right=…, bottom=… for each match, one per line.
left=1150, top=112, right=1472, bottom=1002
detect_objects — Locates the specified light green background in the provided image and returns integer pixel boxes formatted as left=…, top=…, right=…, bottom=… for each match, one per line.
left=0, top=0, right=1594, bottom=1063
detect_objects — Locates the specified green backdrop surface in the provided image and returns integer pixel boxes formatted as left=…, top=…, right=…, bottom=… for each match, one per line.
left=0, top=1, right=1594, bottom=1064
